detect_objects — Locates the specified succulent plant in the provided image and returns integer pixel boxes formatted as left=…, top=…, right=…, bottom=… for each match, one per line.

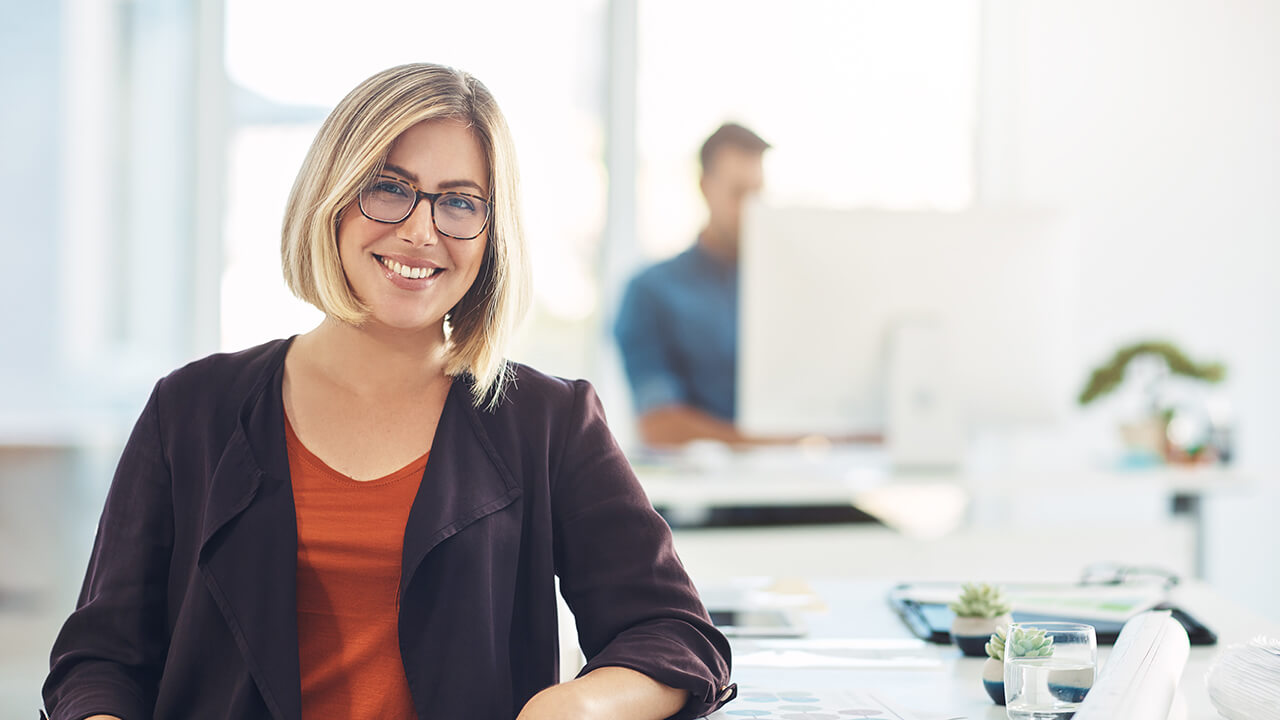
left=1005, top=626, right=1055, bottom=659
left=949, top=583, right=1013, bottom=619
left=985, top=625, right=1009, bottom=661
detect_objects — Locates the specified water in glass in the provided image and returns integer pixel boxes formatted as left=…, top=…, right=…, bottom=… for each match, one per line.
left=1005, top=655, right=1095, bottom=719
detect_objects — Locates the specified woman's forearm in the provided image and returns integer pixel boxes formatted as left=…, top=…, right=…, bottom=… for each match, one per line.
left=517, top=666, right=689, bottom=720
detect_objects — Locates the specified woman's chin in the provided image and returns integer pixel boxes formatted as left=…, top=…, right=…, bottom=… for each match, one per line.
left=363, top=310, right=447, bottom=335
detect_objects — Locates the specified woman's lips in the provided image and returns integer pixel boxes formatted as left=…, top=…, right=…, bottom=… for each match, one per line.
left=374, top=254, right=444, bottom=289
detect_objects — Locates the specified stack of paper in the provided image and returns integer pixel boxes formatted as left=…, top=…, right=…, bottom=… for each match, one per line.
left=1008, top=583, right=1167, bottom=623
left=1206, top=636, right=1280, bottom=720
left=1073, top=610, right=1190, bottom=720
left=893, top=581, right=1167, bottom=623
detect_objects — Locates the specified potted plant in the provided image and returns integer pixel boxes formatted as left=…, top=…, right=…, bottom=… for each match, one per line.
left=1078, top=340, right=1226, bottom=464
left=982, top=625, right=1010, bottom=704
left=983, top=625, right=1055, bottom=704
left=949, top=583, right=1013, bottom=657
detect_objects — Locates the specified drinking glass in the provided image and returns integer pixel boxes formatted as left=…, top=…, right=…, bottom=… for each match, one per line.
left=1004, top=622, right=1097, bottom=719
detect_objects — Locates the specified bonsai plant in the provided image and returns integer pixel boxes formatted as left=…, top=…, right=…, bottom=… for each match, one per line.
left=949, top=583, right=1013, bottom=657
left=1078, top=340, right=1224, bottom=406
left=1078, top=340, right=1226, bottom=464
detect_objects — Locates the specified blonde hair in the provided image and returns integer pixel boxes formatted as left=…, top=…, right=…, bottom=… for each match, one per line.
left=282, top=63, right=531, bottom=410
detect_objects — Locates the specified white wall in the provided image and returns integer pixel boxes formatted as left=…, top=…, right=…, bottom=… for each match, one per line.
left=1, top=0, right=62, bottom=408
left=980, top=0, right=1280, bottom=619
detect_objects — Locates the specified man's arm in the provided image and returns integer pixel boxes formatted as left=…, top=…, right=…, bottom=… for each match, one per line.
left=637, top=404, right=752, bottom=447
left=615, top=270, right=882, bottom=449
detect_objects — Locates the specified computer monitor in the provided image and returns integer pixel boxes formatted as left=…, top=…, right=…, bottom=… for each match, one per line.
left=737, top=205, right=1077, bottom=447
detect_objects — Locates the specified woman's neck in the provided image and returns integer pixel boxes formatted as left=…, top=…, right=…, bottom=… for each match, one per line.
left=295, top=317, right=452, bottom=399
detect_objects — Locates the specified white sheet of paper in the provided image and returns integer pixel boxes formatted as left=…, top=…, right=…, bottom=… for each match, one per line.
left=1073, top=610, right=1191, bottom=720
left=733, top=637, right=944, bottom=669
left=705, top=686, right=962, bottom=720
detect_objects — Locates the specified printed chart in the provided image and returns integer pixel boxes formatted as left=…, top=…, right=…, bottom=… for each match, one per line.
left=707, top=687, right=937, bottom=720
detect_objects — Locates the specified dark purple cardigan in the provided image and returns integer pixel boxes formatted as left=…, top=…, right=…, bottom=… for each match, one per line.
left=43, top=338, right=735, bottom=719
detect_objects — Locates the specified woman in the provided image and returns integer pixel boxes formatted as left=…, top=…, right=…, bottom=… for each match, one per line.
left=43, top=63, right=735, bottom=720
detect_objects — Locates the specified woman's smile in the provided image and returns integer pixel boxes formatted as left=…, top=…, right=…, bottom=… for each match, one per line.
left=336, top=118, right=489, bottom=331
left=373, top=252, right=446, bottom=288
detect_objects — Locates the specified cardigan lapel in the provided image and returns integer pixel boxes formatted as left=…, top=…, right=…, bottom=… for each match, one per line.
left=400, top=377, right=523, bottom=594
left=197, top=351, right=302, bottom=720
left=192, top=346, right=521, bottom=720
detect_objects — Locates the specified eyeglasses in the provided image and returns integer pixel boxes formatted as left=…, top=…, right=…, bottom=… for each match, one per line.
left=357, top=175, right=492, bottom=240
left=1080, top=563, right=1180, bottom=591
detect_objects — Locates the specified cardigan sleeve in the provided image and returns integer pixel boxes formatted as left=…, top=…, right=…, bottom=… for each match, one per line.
left=43, top=382, right=175, bottom=720
left=552, top=380, right=735, bottom=719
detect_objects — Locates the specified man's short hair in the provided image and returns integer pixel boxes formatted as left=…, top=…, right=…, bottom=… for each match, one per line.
left=699, top=123, right=770, bottom=175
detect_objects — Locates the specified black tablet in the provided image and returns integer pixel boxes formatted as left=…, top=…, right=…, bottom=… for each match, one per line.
left=888, top=585, right=1217, bottom=646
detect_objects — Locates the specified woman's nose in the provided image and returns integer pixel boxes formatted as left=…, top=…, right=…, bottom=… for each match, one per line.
left=397, top=200, right=439, bottom=246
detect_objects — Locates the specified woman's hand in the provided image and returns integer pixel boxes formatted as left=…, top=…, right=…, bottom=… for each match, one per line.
left=516, top=667, right=689, bottom=720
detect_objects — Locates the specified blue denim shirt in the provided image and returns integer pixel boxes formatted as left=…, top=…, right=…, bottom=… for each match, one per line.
left=613, top=244, right=738, bottom=421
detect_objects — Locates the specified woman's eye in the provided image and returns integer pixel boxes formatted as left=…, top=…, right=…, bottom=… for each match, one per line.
left=372, top=180, right=409, bottom=197
left=441, top=194, right=477, bottom=213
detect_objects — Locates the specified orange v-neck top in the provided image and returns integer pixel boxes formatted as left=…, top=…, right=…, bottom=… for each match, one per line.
left=286, top=417, right=427, bottom=720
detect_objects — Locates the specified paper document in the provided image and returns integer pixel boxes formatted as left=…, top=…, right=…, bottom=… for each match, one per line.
left=706, top=686, right=961, bottom=720
left=1073, top=610, right=1191, bottom=720
left=1009, top=584, right=1166, bottom=623
left=896, top=582, right=1166, bottom=623
left=733, top=637, right=944, bottom=669
left=1206, top=635, right=1280, bottom=718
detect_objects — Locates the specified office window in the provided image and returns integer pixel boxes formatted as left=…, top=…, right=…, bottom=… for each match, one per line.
left=221, top=0, right=607, bottom=379
left=635, top=0, right=980, bottom=258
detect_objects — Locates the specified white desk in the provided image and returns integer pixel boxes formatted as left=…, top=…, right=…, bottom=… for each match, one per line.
left=635, top=447, right=1255, bottom=577
left=705, top=578, right=1279, bottom=719
left=637, top=457, right=1251, bottom=509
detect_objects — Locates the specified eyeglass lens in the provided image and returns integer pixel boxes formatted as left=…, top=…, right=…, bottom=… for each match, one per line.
left=360, top=177, right=489, bottom=238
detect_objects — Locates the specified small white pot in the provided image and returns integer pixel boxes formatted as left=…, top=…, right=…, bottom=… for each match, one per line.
left=982, top=656, right=1006, bottom=705
left=951, top=613, right=1013, bottom=657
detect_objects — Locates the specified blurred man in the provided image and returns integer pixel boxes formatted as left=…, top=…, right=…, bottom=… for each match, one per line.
left=615, top=124, right=881, bottom=528
left=613, top=123, right=771, bottom=447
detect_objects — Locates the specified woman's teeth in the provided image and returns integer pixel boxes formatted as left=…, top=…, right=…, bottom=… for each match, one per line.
left=379, top=256, right=439, bottom=279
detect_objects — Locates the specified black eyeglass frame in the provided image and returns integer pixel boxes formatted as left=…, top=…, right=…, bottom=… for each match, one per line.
left=357, top=174, right=493, bottom=240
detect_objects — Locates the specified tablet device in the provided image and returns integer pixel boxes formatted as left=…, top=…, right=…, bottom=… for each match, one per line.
left=888, top=585, right=1217, bottom=646
left=708, top=608, right=807, bottom=637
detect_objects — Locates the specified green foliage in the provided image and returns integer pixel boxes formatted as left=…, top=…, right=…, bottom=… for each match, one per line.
left=1006, top=626, right=1055, bottom=659
left=949, top=583, right=1013, bottom=619
left=1078, top=340, right=1225, bottom=406
left=985, top=625, right=1009, bottom=661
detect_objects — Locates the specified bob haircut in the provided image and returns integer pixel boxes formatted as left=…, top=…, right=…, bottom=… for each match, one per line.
left=282, top=63, right=531, bottom=410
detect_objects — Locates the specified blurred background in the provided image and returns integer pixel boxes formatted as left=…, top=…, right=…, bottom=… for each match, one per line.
left=2, top=0, right=1277, bottom=715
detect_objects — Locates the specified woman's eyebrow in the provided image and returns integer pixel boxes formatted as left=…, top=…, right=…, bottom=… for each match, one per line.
left=383, top=163, right=486, bottom=194
left=437, top=179, right=487, bottom=194
left=381, top=163, right=419, bottom=182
